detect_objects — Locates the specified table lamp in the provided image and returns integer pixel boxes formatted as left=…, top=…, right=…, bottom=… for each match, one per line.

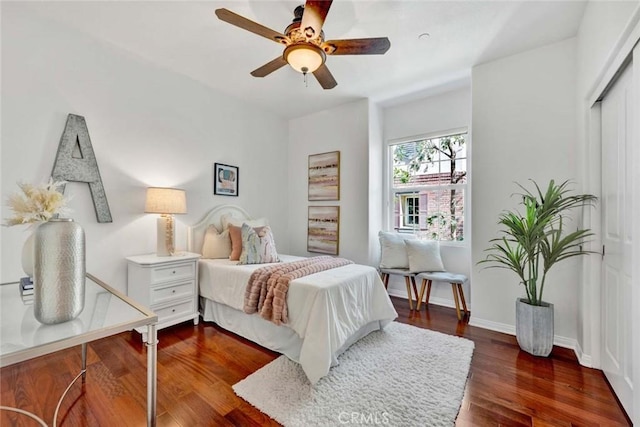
left=144, top=187, right=187, bottom=256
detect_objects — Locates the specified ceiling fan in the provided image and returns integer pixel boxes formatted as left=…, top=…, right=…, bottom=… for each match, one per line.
left=215, top=0, right=391, bottom=89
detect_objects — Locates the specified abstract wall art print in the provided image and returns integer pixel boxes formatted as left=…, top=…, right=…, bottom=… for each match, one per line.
left=308, top=151, right=340, bottom=201
left=307, top=206, right=340, bottom=255
left=214, top=163, right=239, bottom=196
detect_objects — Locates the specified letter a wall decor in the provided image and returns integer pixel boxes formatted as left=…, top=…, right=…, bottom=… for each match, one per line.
left=51, top=114, right=113, bottom=223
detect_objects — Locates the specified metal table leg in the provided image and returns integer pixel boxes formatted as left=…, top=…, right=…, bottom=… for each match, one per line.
left=81, top=343, right=87, bottom=382
left=146, top=323, right=157, bottom=427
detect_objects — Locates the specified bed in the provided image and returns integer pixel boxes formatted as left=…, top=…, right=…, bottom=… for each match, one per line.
left=187, top=205, right=397, bottom=384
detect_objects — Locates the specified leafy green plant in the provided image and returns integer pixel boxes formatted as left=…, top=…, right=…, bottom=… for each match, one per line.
left=480, top=180, right=597, bottom=306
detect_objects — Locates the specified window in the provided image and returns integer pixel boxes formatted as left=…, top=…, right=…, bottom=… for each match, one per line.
left=389, top=131, right=468, bottom=241
left=398, top=194, right=420, bottom=227
left=404, top=195, right=419, bottom=225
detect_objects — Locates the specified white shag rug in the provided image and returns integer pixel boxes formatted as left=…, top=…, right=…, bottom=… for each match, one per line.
left=233, top=322, right=474, bottom=426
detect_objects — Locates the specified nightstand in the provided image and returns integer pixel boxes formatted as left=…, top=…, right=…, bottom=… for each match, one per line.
left=126, top=252, right=201, bottom=342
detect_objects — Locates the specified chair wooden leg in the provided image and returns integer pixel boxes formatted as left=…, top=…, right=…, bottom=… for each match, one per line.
left=417, top=278, right=427, bottom=311
left=457, top=283, right=469, bottom=316
left=404, top=276, right=414, bottom=310
left=382, top=273, right=389, bottom=290
left=451, top=283, right=462, bottom=321
left=418, top=280, right=434, bottom=311
left=411, top=276, right=419, bottom=309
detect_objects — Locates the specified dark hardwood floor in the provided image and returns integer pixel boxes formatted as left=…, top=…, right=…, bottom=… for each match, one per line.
left=1, top=296, right=631, bottom=426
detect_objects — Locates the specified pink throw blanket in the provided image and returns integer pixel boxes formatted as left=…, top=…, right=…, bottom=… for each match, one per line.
left=244, top=256, right=354, bottom=325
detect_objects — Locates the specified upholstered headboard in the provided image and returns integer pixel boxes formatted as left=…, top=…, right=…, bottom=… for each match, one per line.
left=187, top=205, right=252, bottom=254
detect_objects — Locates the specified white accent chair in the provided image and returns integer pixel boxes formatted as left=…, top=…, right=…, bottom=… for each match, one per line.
left=378, top=231, right=420, bottom=310
left=415, top=271, right=469, bottom=321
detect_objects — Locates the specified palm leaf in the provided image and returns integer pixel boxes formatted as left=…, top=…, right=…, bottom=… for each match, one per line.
left=480, top=179, right=597, bottom=305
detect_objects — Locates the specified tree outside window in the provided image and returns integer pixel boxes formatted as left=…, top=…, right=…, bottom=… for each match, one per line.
left=391, top=132, right=467, bottom=241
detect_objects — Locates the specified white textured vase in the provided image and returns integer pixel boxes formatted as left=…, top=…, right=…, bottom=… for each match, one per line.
left=21, top=233, right=34, bottom=278
left=33, top=218, right=86, bottom=325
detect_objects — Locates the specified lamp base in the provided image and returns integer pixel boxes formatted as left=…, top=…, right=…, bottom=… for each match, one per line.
left=156, top=215, right=175, bottom=257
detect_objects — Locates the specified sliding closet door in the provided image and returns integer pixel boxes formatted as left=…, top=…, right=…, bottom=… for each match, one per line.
left=600, top=61, right=633, bottom=418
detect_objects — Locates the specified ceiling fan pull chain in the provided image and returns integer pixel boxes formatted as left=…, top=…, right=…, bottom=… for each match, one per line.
left=302, top=67, right=309, bottom=87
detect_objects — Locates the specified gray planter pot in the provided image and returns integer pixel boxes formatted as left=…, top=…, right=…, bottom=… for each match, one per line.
left=515, top=298, right=554, bottom=357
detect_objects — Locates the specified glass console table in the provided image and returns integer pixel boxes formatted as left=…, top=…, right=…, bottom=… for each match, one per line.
left=0, top=273, right=158, bottom=427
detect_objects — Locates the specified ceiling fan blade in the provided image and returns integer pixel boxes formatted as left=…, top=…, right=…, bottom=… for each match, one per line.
left=301, top=0, right=333, bottom=40
left=322, top=37, right=391, bottom=55
left=215, top=8, right=290, bottom=45
left=250, top=56, right=288, bottom=78
left=313, top=63, right=337, bottom=90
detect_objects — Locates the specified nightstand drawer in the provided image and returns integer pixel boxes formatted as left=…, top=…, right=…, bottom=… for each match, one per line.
left=150, top=263, right=194, bottom=284
left=154, top=299, right=195, bottom=320
left=150, top=280, right=194, bottom=305
left=127, top=252, right=201, bottom=342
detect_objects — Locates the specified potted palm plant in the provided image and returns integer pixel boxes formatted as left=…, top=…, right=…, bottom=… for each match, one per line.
left=480, top=180, right=596, bottom=356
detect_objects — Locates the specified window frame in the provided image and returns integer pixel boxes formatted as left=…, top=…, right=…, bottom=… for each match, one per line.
left=397, top=193, right=420, bottom=229
left=385, top=127, right=470, bottom=246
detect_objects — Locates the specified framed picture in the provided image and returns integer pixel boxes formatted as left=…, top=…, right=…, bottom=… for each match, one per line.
left=307, top=206, right=340, bottom=255
left=213, top=163, right=239, bottom=196
left=308, top=151, right=340, bottom=201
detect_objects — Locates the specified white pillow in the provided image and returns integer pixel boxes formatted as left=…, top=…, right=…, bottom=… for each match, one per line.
left=405, top=239, right=445, bottom=273
left=201, top=225, right=232, bottom=259
left=378, top=231, right=417, bottom=269
left=220, top=213, right=268, bottom=230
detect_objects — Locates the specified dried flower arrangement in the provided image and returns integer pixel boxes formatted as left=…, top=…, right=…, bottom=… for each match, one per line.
left=4, top=178, right=70, bottom=226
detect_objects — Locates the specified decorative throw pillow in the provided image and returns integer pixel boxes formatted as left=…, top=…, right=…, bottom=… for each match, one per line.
left=405, top=239, right=445, bottom=273
left=220, top=213, right=268, bottom=230
left=238, top=223, right=280, bottom=265
left=228, top=224, right=244, bottom=261
left=223, top=216, right=269, bottom=260
left=378, top=231, right=417, bottom=269
left=201, top=225, right=231, bottom=259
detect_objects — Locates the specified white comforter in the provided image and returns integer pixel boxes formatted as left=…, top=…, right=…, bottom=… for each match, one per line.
left=199, top=255, right=398, bottom=383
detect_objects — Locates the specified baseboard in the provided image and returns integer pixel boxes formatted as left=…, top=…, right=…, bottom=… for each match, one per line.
left=388, top=291, right=590, bottom=364
left=553, top=335, right=578, bottom=352
left=468, top=316, right=584, bottom=357
left=468, top=317, right=515, bottom=335
left=469, top=316, right=578, bottom=356
left=574, top=340, right=593, bottom=368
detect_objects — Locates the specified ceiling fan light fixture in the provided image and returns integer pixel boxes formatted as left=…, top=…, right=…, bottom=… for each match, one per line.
left=284, top=43, right=325, bottom=74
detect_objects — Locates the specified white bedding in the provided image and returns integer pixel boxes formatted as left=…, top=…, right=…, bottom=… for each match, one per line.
left=199, top=255, right=398, bottom=383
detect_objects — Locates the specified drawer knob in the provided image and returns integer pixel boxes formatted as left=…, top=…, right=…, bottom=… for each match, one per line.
left=172, top=290, right=176, bottom=293
left=172, top=309, right=176, bottom=313
left=172, top=270, right=176, bottom=274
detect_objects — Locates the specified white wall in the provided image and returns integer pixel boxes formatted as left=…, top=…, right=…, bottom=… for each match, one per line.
left=471, top=38, right=579, bottom=343
left=577, top=1, right=640, bottom=99
left=367, top=101, right=384, bottom=265
left=286, top=87, right=472, bottom=311
left=574, top=0, right=640, bottom=364
left=382, top=86, right=472, bottom=307
left=384, top=87, right=471, bottom=141
left=0, top=3, right=289, bottom=292
left=287, top=100, right=370, bottom=264
left=574, top=3, right=640, bottom=420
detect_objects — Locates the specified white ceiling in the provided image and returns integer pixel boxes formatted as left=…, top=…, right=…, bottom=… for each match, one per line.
left=25, top=1, right=587, bottom=119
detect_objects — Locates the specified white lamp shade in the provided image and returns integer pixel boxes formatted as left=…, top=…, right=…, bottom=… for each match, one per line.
left=144, top=187, right=187, bottom=214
